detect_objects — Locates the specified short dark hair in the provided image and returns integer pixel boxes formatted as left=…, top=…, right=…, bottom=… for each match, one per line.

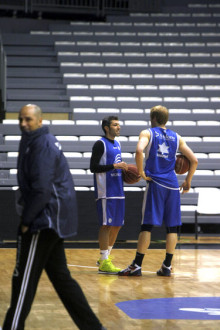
left=150, top=105, right=169, bottom=125
left=101, top=116, right=119, bottom=134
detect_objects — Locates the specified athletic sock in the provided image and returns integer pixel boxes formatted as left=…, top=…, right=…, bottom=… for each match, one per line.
left=163, top=253, right=173, bottom=268
left=133, top=252, right=145, bottom=267
left=108, top=246, right=113, bottom=255
left=100, top=250, right=109, bottom=260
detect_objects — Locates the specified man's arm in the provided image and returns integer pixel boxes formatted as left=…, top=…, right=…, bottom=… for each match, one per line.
left=90, top=140, right=114, bottom=173
left=90, top=140, right=127, bottom=173
left=21, top=143, right=57, bottom=228
left=135, top=129, right=151, bottom=180
left=178, top=136, right=198, bottom=194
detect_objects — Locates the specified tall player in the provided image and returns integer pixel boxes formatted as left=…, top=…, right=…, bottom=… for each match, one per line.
left=119, top=105, right=198, bottom=277
left=90, top=116, right=128, bottom=274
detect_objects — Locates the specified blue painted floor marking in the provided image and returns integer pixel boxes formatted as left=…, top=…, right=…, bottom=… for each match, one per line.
left=116, top=297, right=220, bottom=320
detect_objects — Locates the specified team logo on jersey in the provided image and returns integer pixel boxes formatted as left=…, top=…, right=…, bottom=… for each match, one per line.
left=157, top=142, right=169, bottom=158
left=155, top=131, right=175, bottom=141
left=55, top=142, right=62, bottom=150
left=114, top=154, right=122, bottom=163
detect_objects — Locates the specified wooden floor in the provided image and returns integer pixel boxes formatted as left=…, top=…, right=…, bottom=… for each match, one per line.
left=1, top=237, right=220, bottom=329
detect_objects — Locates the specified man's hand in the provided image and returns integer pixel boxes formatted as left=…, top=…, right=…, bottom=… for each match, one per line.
left=141, top=171, right=152, bottom=181
left=180, top=180, right=190, bottom=194
left=113, top=162, right=128, bottom=171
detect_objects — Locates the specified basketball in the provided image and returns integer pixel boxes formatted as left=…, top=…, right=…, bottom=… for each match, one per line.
left=122, top=164, right=141, bottom=184
left=175, top=154, right=190, bottom=174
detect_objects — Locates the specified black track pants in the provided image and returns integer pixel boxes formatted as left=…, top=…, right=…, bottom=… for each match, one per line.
left=3, top=228, right=103, bottom=330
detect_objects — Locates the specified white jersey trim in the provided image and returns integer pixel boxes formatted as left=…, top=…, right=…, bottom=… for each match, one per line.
left=141, top=183, right=150, bottom=224
left=176, top=133, right=180, bottom=153
left=151, top=178, right=180, bottom=191
left=96, top=196, right=125, bottom=201
left=145, top=128, right=152, bottom=160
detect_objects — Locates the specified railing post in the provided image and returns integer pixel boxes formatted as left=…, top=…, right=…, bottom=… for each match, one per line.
left=0, top=35, right=6, bottom=121
left=24, top=0, right=29, bottom=13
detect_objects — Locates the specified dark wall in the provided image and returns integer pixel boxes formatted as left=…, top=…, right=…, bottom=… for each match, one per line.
left=0, top=190, right=19, bottom=240
left=0, top=190, right=166, bottom=242
left=0, top=17, right=56, bottom=33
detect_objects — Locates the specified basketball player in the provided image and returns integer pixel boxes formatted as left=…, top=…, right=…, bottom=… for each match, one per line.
left=119, top=105, right=198, bottom=277
left=3, top=104, right=105, bottom=329
left=90, top=116, right=128, bottom=274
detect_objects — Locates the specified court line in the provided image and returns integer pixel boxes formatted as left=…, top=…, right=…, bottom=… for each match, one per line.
left=67, top=264, right=194, bottom=276
left=68, top=264, right=97, bottom=269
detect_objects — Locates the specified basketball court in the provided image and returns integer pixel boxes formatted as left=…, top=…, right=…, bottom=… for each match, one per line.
left=1, top=237, right=220, bottom=329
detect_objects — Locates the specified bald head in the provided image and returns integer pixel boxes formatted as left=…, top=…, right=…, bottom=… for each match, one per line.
left=19, top=104, right=43, bottom=132
left=150, top=105, right=169, bottom=127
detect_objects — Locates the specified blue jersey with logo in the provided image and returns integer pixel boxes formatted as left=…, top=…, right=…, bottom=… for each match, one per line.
left=144, top=127, right=180, bottom=189
left=94, top=137, right=124, bottom=199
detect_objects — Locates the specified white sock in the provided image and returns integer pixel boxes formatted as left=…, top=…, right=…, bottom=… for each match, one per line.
left=100, top=250, right=109, bottom=260
left=108, top=246, right=113, bottom=255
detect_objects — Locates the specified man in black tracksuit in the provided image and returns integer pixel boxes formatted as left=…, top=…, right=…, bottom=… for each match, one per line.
left=3, top=104, right=105, bottom=330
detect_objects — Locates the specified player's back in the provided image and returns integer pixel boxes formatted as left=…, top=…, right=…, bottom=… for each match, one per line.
left=145, top=127, right=179, bottom=189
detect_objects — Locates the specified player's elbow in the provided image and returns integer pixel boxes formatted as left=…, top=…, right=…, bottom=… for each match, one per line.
left=90, top=165, right=95, bottom=173
left=190, top=156, right=198, bottom=169
left=135, top=148, right=143, bottom=156
left=194, top=157, right=199, bottom=167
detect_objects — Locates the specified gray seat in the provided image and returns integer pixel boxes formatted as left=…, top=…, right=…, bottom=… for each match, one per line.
left=194, top=188, right=220, bottom=239
left=0, top=170, right=9, bottom=179
left=72, top=112, right=220, bottom=122
left=1, top=123, right=220, bottom=137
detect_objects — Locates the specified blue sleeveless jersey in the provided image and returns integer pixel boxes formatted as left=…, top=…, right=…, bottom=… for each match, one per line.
left=94, top=137, right=124, bottom=199
left=144, top=127, right=180, bottom=189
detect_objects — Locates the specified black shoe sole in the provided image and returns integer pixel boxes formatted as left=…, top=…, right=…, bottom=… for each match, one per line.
left=156, top=270, right=171, bottom=277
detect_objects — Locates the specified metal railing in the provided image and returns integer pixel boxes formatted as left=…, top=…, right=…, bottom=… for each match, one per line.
left=0, top=34, right=6, bottom=119
left=30, top=0, right=100, bottom=16
left=0, top=0, right=160, bottom=16
left=0, top=0, right=28, bottom=12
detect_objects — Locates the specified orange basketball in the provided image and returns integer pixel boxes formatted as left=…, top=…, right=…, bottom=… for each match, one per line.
left=122, top=164, right=141, bottom=184
left=175, top=154, right=190, bottom=174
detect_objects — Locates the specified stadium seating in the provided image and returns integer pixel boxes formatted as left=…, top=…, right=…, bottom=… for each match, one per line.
left=1, top=0, right=220, bottom=235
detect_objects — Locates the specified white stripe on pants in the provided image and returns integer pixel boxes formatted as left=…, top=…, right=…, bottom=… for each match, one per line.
left=12, top=233, right=39, bottom=330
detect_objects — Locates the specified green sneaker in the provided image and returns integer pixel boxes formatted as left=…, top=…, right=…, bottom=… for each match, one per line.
left=96, top=255, right=113, bottom=266
left=98, top=258, right=121, bottom=275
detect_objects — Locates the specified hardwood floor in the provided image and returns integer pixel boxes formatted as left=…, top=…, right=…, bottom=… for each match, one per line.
left=1, top=240, right=220, bottom=329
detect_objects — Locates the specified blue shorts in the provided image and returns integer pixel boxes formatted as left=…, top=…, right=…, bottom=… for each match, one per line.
left=96, top=198, right=125, bottom=226
left=142, top=181, right=181, bottom=227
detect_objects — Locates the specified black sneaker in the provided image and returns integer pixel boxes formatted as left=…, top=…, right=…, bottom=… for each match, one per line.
left=157, top=263, right=172, bottom=277
left=118, top=263, right=142, bottom=276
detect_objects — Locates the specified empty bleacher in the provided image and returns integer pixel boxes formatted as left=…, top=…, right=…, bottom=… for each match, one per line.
left=1, top=0, right=220, bottom=235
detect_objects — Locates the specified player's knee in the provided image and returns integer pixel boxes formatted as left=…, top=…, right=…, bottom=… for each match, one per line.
left=141, top=224, right=153, bottom=232
left=166, top=226, right=178, bottom=234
